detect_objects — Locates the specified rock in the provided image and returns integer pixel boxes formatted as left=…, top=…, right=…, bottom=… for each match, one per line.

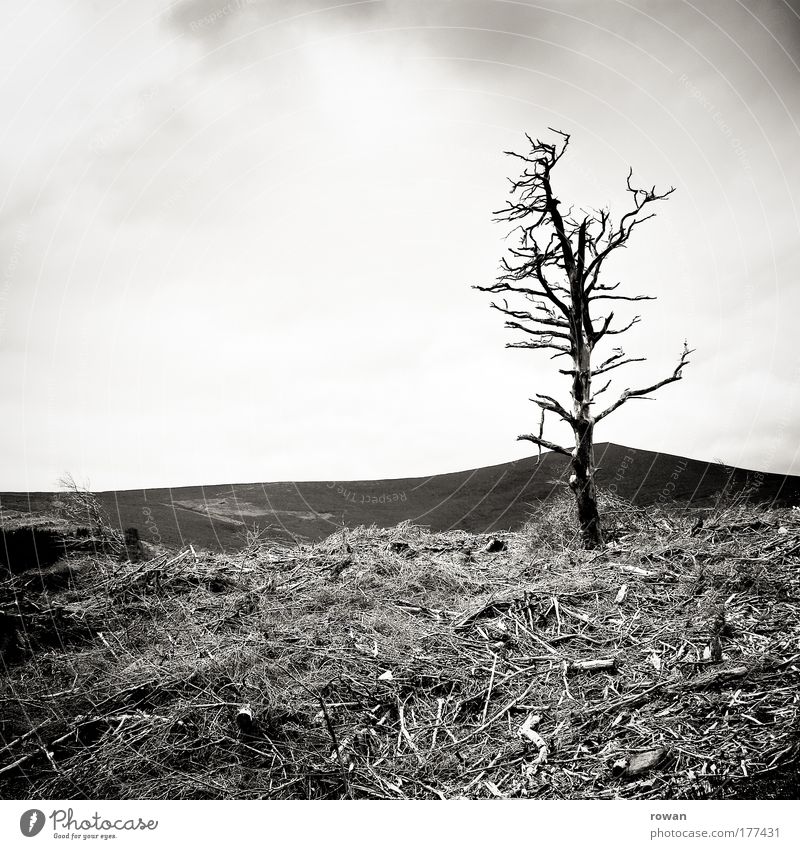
left=624, top=747, right=667, bottom=778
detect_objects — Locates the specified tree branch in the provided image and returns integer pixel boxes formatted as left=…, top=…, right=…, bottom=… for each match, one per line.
left=504, top=320, right=572, bottom=340
left=592, top=355, right=646, bottom=376
left=588, top=293, right=656, bottom=302
left=590, top=378, right=612, bottom=401
left=517, top=433, right=573, bottom=457
left=595, top=342, right=693, bottom=422
left=593, top=315, right=641, bottom=343
left=583, top=171, right=675, bottom=284
left=487, top=301, right=569, bottom=329
left=506, top=340, right=571, bottom=353
left=531, top=393, right=574, bottom=423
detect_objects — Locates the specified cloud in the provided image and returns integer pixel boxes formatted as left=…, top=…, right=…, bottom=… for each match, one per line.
left=0, top=0, right=798, bottom=488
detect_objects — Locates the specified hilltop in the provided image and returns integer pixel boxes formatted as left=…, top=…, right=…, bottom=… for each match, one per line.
left=2, top=443, right=798, bottom=552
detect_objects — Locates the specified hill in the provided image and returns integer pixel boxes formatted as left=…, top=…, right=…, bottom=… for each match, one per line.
left=2, top=443, right=798, bottom=552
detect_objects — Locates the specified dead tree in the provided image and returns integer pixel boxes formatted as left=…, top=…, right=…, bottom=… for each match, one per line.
left=476, top=130, right=692, bottom=548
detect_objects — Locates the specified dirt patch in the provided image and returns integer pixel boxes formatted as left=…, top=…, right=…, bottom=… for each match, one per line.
left=173, top=497, right=335, bottom=523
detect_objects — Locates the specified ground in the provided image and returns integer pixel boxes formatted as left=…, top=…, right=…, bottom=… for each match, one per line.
left=1, top=492, right=798, bottom=800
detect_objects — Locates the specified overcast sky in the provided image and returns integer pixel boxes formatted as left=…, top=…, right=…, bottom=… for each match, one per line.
left=1, top=0, right=799, bottom=491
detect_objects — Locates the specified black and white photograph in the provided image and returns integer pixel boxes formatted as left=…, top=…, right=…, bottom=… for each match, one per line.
left=0, top=0, right=798, bottom=834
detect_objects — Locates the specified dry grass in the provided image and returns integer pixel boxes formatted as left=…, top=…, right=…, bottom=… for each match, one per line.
left=1, top=495, right=798, bottom=800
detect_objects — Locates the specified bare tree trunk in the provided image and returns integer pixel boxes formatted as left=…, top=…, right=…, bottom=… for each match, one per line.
left=570, top=420, right=603, bottom=548
left=569, top=335, right=603, bottom=548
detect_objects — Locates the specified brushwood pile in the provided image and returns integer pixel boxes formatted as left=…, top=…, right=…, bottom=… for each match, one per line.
left=1, top=492, right=798, bottom=799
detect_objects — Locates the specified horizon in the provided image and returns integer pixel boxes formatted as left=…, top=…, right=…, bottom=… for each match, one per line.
left=1, top=1, right=799, bottom=490
left=1, top=440, right=794, bottom=495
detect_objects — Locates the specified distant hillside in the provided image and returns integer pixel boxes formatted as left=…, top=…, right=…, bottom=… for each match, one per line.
left=2, top=443, right=798, bottom=551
